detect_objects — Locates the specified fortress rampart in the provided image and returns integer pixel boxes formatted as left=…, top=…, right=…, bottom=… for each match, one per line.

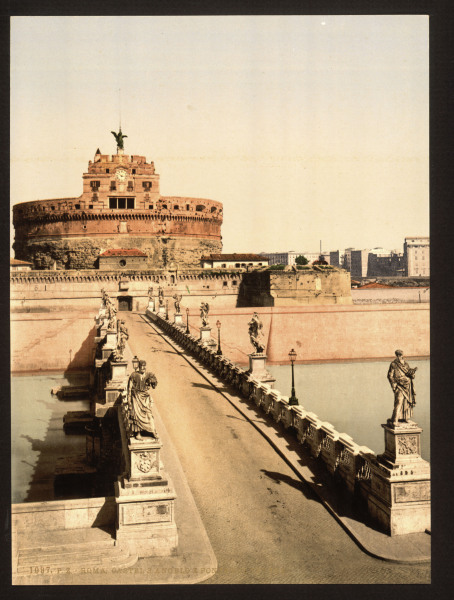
left=13, top=148, right=223, bottom=269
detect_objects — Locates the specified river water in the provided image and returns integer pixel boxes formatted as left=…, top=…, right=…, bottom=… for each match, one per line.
left=11, top=372, right=90, bottom=504
left=268, top=359, right=430, bottom=460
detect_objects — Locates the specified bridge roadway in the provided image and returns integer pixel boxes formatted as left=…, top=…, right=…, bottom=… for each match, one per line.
left=123, top=312, right=430, bottom=584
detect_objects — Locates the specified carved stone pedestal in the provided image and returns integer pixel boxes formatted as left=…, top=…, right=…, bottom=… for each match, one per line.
left=110, top=360, right=128, bottom=382
left=199, top=326, right=216, bottom=346
left=174, top=313, right=184, bottom=326
left=147, top=299, right=155, bottom=312
left=115, top=411, right=178, bottom=557
left=157, top=304, right=166, bottom=316
left=105, top=329, right=117, bottom=348
left=367, top=420, right=430, bottom=536
left=93, top=378, right=126, bottom=418
left=247, top=353, right=276, bottom=386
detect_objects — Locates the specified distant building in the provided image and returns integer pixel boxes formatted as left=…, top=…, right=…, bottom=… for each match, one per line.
left=330, top=250, right=341, bottom=268
left=10, top=258, right=33, bottom=271
left=201, top=253, right=268, bottom=269
left=342, top=248, right=355, bottom=271
left=350, top=249, right=370, bottom=278
left=97, top=248, right=148, bottom=271
left=261, top=251, right=330, bottom=266
left=404, top=237, right=430, bottom=277
left=367, top=248, right=405, bottom=277
left=260, top=251, right=297, bottom=266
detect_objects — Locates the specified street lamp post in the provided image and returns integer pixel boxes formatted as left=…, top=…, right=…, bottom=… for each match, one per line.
left=165, top=299, right=169, bottom=320
left=288, top=348, right=299, bottom=405
left=216, top=320, right=222, bottom=355
left=186, top=308, right=190, bottom=334
left=132, top=355, right=140, bottom=372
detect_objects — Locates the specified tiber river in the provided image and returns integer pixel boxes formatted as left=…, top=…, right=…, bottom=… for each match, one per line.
left=11, top=359, right=429, bottom=503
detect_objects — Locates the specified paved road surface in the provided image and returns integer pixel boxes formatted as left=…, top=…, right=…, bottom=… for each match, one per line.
left=124, top=313, right=430, bottom=584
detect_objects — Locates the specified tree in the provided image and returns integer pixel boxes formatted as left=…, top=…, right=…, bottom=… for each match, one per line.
left=295, top=255, right=308, bottom=265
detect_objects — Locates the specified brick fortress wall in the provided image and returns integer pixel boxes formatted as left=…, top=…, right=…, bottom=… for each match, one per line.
left=13, top=149, right=223, bottom=269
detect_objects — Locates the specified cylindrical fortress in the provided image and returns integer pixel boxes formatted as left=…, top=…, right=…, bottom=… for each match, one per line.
left=13, top=147, right=223, bottom=269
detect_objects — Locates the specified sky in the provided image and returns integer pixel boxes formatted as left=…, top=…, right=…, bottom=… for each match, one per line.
left=10, top=15, right=429, bottom=255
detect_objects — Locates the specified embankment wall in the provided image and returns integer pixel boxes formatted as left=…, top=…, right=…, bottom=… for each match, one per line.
left=11, top=303, right=429, bottom=372
left=204, top=304, right=429, bottom=365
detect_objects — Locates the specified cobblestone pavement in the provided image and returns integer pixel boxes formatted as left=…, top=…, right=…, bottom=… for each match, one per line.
left=124, top=313, right=430, bottom=584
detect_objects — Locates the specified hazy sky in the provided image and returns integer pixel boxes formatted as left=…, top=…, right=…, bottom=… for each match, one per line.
left=10, top=16, right=429, bottom=254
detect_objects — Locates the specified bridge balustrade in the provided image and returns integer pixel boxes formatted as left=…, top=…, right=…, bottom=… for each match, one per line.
left=147, top=309, right=379, bottom=503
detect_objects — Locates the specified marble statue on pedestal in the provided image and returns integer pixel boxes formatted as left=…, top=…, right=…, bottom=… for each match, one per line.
left=125, top=360, right=158, bottom=441
left=158, top=286, right=164, bottom=307
left=200, top=302, right=209, bottom=326
left=148, top=286, right=153, bottom=299
left=248, top=312, right=265, bottom=354
left=173, top=293, right=182, bottom=313
left=101, top=288, right=109, bottom=307
left=113, top=320, right=129, bottom=362
left=106, top=301, right=117, bottom=330
left=387, top=349, right=417, bottom=425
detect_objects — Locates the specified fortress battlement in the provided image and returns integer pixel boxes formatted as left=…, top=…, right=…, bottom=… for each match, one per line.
left=13, top=140, right=223, bottom=270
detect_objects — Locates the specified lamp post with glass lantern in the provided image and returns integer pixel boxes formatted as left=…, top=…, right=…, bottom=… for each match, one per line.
left=288, top=348, right=299, bottom=405
left=216, top=320, right=222, bottom=355
left=186, top=308, right=190, bottom=334
left=132, top=355, right=140, bottom=372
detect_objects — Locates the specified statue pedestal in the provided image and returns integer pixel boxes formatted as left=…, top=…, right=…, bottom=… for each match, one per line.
left=98, top=323, right=108, bottom=338
left=147, top=299, right=155, bottom=312
left=95, top=309, right=107, bottom=327
left=247, top=353, right=276, bottom=386
left=104, top=330, right=117, bottom=349
left=93, top=377, right=127, bottom=418
left=115, top=408, right=178, bottom=557
left=174, top=313, right=183, bottom=326
left=157, top=304, right=166, bottom=316
left=367, top=420, right=430, bottom=536
left=110, top=360, right=128, bottom=383
left=199, top=326, right=216, bottom=347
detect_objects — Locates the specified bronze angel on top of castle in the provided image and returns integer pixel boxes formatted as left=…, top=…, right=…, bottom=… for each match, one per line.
left=111, top=129, right=128, bottom=150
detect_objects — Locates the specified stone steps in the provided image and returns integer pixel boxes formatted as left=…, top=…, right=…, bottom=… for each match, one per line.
left=15, top=527, right=138, bottom=574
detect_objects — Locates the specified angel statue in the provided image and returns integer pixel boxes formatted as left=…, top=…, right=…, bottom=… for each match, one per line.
left=111, top=128, right=128, bottom=150
left=248, top=312, right=265, bottom=354
left=124, top=360, right=158, bottom=441
left=200, top=302, right=209, bottom=327
left=173, top=294, right=182, bottom=314
left=158, top=286, right=164, bottom=306
left=113, top=319, right=129, bottom=362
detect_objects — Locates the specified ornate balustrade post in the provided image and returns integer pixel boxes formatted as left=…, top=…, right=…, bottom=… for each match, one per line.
left=336, top=435, right=363, bottom=494
left=292, top=406, right=308, bottom=443
left=261, top=387, right=275, bottom=415
left=320, top=422, right=341, bottom=475
left=304, top=412, right=324, bottom=458
left=279, top=396, right=295, bottom=429
left=269, top=390, right=283, bottom=422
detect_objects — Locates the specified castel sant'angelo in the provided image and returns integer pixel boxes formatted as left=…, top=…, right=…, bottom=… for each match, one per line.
left=13, top=129, right=223, bottom=270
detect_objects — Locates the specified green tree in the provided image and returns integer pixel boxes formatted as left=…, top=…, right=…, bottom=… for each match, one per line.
left=295, top=255, right=309, bottom=265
